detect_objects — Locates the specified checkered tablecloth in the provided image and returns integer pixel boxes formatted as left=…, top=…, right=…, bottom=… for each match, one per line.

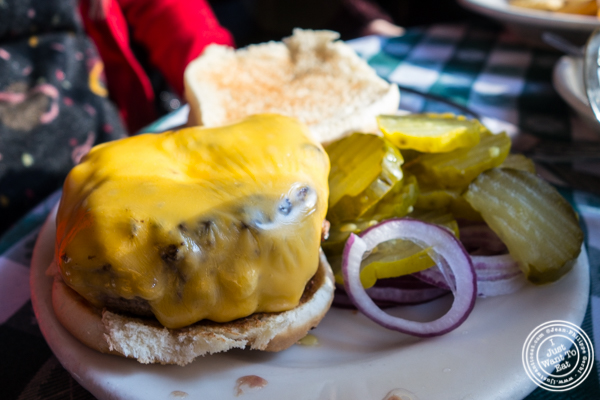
left=2, top=23, right=600, bottom=399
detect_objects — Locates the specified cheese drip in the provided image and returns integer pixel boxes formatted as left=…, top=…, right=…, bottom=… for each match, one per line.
left=55, top=114, right=330, bottom=329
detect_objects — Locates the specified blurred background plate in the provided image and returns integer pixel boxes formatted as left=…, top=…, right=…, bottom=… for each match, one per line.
left=458, top=0, right=600, bottom=44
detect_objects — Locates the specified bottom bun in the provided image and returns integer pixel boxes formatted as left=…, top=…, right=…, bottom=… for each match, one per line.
left=52, top=251, right=335, bottom=366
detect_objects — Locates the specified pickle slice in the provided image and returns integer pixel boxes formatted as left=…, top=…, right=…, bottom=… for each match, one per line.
left=415, top=185, right=460, bottom=210
left=415, top=185, right=483, bottom=221
left=326, top=133, right=385, bottom=206
left=326, top=133, right=403, bottom=224
left=414, top=170, right=485, bottom=221
left=500, top=153, right=536, bottom=173
left=328, top=241, right=435, bottom=288
left=409, top=132, right=511, bottom=189
left=448, top=196, right=483, bottom=221
left=377, top=113, right=482, bottom=153
left=322, top=218, right=374, bottom=258
left=357, top=209, right=460, bottom=288
left=361, top=174, right=419, bottom=221
left=359, top=241, right=435, bottom=288
left=400, top=149, right=423, bottom=167
left=323, top=177, right=419, bottom=258
left=464, top=168, right=583, bottom=284
left=329, top=209, right=459, bottom=287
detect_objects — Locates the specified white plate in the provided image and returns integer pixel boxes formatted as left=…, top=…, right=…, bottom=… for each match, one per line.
left=31, top=204, right=590, bottom=400
left=459, top=0, right=600, bottom=45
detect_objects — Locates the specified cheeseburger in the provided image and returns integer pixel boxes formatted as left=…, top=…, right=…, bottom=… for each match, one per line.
left=52, top=114, right=335, bottom=366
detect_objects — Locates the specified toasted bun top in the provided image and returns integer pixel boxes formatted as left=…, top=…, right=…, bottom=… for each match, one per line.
left=184, top=29, right=400, bottom=144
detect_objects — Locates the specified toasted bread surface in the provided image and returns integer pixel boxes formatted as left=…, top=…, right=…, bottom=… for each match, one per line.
left=184, top=29, right=400, bottom=144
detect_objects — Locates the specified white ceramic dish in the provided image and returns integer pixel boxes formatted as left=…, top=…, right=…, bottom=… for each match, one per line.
left=553, top=55, right=600, bottom=132
left=31, top=205, right=590, bottom=400
left=459, top=0, right=600, bottom=31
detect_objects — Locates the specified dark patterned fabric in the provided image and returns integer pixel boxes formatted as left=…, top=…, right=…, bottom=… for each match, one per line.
left=0, top=0, right=127, bottom=234
left=0, top=0, right=79, bottom=38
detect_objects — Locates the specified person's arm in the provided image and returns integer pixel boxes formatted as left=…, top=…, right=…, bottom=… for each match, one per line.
left=118, top=0, right=235, bottom=96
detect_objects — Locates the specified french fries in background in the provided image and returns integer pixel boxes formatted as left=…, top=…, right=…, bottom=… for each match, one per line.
left=508, top=0, right=599, bottom=17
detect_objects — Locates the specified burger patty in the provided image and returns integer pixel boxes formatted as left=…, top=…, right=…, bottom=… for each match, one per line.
left=96, top=221, right=330, bottom=321
left=99, top=295, right=155, bottom=317
left=95, top=261, right=323, bottom=325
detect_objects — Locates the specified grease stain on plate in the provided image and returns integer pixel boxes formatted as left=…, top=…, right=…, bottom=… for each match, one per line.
left=297, top=333, right=319, bottom=346
left=235, top=375, right=268, bottom=396
left=384, top=388, right=419, bottom=400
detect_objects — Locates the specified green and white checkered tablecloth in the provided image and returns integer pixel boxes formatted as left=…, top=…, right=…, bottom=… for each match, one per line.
left=1, top=23, right=599, bottom=399
left=353, top=24, right=572, bottom=139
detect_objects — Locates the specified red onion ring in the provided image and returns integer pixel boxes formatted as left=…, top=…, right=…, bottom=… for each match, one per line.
left=333, top=274, right=450, bottom=309
left=477, top=273, right=527, bottom=297
left=373, top=275, right=440, bottom=290
left=333, top=291, right=398, bottom=309
left=342, top=218, right=476, bottom=337
left=471, top=253, right=519, bottom=270
left=459, top=223, right=507, bottom=255
left=366, top=286, right=449, bottom=304
left=413, top=253, right=525, bottom=297
left=332, top=288, right=448, bottom=309
left=471, top=254, right=526, bottom=296
left=412, top=266, right=451, bottom=291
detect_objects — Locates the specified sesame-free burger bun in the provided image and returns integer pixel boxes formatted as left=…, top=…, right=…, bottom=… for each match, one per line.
left=184, top=29, right=400, bottom=144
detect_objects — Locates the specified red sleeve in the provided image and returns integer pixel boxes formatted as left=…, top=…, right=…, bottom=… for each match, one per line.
left=117, top=0, right=235, bottom=96
left=80, top=0, right=158, bottom=133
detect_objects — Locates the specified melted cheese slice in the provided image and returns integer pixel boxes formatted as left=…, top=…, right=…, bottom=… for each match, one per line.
left=55, top=114, right=330, bottom=329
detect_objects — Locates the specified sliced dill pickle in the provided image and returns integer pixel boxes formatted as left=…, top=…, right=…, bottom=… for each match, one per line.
left=326, top=133, right=403, bottom=224
left=499, top=153, right=536, bottom=173
left=361, top=174, right=419, bottom=221
left=359, top=241, right=435, bottom=288
left=328, top=242, right=435, bottom=288
left=326, top=133, right=385, bottom=206
left=323, top=177, right=419, bottom=259
left=322, top=219, right=375, bottom=259
left=415, top=185, right=461, bottom=210
left=377, top=113, right=482, bottom=153
left=356, top=209, right=460, bottom=288
left=399, top=149, right=423, bottom=166
left=414, top=185, right=482, bottom=221
left=448, top=196, right=483, bottom=221
left=408, top=132, right=511, bottom=189
left=464, top=168, right=583, bottom=284
left=329, top=209, right=459, bottom=287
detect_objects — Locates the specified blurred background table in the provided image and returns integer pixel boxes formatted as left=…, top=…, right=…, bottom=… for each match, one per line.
left=2, top=21, right=600, bottom=399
